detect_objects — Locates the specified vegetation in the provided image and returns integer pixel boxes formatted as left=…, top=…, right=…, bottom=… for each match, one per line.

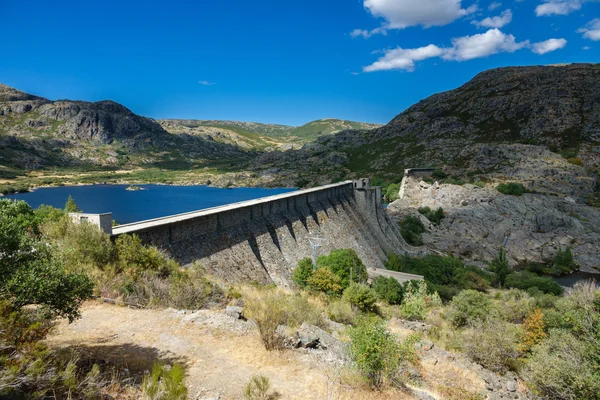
left=399, top=280, right=441, bottom=320
left=418, top=206, right=445, bottom=225
left=371, top=276, right=404, bottom=305
left=385, top=254, right=492, bottom=301
left=496, top=182, right=526, bottom=196
left=489, top=247, right=511, bottom=287
left=141, top=362, right=188, bottom=400
left=504, top=271, right=563, bottom=295
left=342, top=283, right=378, bottom=313
left=348, top=316, right=418, bottom=388
left=399, top=215, right=426, bottom=246
left=384, top=182, right=400, bottom=202
left=550, top=246, right=578, bottom=275
left=244, top=375, right=273, bottom=400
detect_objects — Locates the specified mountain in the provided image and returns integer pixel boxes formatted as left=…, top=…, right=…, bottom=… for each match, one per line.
left=159, top=118, right=381, bottom=150
left=0, top=84, right=257, bottom=171
left=0, top=84, right=379, bottom=173
left=252, top=64, right=600, bottom=195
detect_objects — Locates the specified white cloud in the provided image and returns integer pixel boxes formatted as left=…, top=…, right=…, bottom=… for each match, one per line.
left=535, top=0, right=582, bottom=16
left=472, top=9, right=513, bottom=28
left=443, top=28, right=527, bottom=61
left=198, top=80, right=216, bottom=86
left=531, top=38, right=568, bottom=54
left=363, top=0, right=478, bottom=29
left=583, top=46, right=591, bottom=50
left=578, top=19, right=600, bottom=41
left=350, top=27, right=387, bottom=38
left=489, top=1, right=502, bottom=10
left=363, top=44, right=445, bottom=72
left=363, top=29, right=528, bottom=72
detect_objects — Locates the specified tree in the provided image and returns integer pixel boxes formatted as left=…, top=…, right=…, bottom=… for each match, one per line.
left=291, top=258, right=314, bottom=288
left=317, top=249, right=367, bottom=288
left=490, top=247, right=511, bottom=287
left=64, top=195, right=80, bottom=212
left=0, top=200, right=93, bottom=322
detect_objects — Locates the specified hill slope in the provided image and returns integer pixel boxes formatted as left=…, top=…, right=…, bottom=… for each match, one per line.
left=160, top=118, right=381, bottom=149
left=252, top=64, right=600, bottom=194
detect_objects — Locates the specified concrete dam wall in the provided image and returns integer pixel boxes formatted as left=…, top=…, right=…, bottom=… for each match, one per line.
left=112, top=180, right=422, bottom=286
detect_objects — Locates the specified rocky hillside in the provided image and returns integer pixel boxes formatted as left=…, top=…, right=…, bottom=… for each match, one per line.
left=0, top=84, right=254, bottom=170
left=252, top=63, right=600, bottom=190
left=160, top=118, right=381, bottom=150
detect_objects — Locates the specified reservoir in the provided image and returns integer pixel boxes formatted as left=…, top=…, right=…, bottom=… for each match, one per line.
left=5, top=184, right=296, bottom=225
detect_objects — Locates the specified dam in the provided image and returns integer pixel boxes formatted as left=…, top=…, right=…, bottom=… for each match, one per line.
left=78, top=180, right=423, bottom=286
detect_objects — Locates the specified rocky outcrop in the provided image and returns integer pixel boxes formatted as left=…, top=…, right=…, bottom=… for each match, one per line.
left=387, top=173, right=600, bottom=273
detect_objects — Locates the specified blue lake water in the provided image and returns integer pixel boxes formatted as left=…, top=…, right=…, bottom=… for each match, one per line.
left=5, top=185, right=296, bottom=225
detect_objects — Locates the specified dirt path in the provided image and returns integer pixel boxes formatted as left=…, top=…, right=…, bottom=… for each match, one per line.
left=46, top=302, right=413, bottom=400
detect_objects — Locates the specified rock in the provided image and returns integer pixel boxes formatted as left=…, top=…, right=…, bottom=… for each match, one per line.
left=224, top=306, right=245, bottom=320
left=506, top=380, right=517, bottom=392
left=461, top=200, right=469, bottom=206
left=296, top=323, right=346, bottom=358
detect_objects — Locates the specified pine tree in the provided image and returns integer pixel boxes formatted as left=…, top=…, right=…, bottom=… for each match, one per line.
left=65, top=195, right=80, bottom=213
left=490, top=247, right=511, bottom=287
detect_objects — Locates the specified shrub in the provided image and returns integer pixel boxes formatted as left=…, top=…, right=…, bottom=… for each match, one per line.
left=497, top=289, right=534, bottom=323
left=448, top=290, right=497, bottom=327
left=518, top=308, right=546, bottom=353
left=284, top=294, right=325, bottom=329
left=317, top=249, right=367, bottom=288
left=551, top=247, right=578, bottom=275
left=496, top=182, right=526, bottom=196
left=432, top=169, right=448, bottom=180
left=343, top=283, right=378, bottom=313
left=244, top=289, right=288, bottom=350
left=57, top=218, right=114, bottom=272
left=400, top=281, right=441, bottom=321
left=523, top=329, right=600, bottom=399
left=384, top=183, right=400, bottom=203
left=463, top=320, right=521, bottom=373
left=418, top=206, right=445, bottom=225
left=307, top=267, right=343, bottom=296
left=348, top=316, right=419, bottom=388
left=141, top=362, right=188, bottom=400
left=385, top=254, right=491, bottom=301
left=244, top=375, right=272, bottom=400
left=372, top=276, right=404, bottom=305
left=115, top=234, right=178, bottom=278
left=504, top=271, right=562, bottom=295
left=489, top=247, right=511, bottom=287
left=567, top=157, right=583, bottom=166
left=292, top=258, right=314, bottom=288
left=327, top=299, right=357, bottom=325
left=399, top=215, right=425, bottom=246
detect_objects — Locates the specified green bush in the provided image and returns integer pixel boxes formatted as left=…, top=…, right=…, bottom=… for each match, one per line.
left=463, top=320, right=521, bottom=373
left=399, top=215, right=425, bottom=246
left=384, top=183, right=400, bottom=203
left=244, top=374, right=272, bottom=400
left=348, top=316, right=419, bottom=388
left=343, top=283, right=378, bottom=313
left=400, top=280, right=441, bottom=320
left=418, top=206, right=445, bottom=225
left=292, top=258, right=314, bottom=288
left=496, top=182, right=526, bottom=196
left=504, top=271, right=562, bottom=295
left=448, top=290, right=497, bottom=327
left=432, top=169, right=448, bottom=180
left=115, top=234, right=178, bottom=278
left=307, top=267, right=343, bottom=295
left=58, top=219, right=114, bottom=272
left=316, top=249, right=367, bottom=288
left=64, top=195, right=81, bottom=212
left=372, top=276, right=404, bottom=305
left=550, top=247, right=578, bottom=275
left=385, top=254, right=492, bottom=301
left=141, top=362, right=188, bottom=400
left=327, top=299, right=357, bottom=325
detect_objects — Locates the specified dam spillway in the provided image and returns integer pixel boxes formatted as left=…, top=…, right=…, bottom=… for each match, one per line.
left=110, top=180, right=423, bottom=286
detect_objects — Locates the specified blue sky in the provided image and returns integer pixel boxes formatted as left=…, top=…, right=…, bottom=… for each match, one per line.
left=1, top=0, right=598, bottom=125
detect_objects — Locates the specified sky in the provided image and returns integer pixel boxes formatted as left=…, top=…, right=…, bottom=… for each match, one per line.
left=0, top=0, right=598, bottom=126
